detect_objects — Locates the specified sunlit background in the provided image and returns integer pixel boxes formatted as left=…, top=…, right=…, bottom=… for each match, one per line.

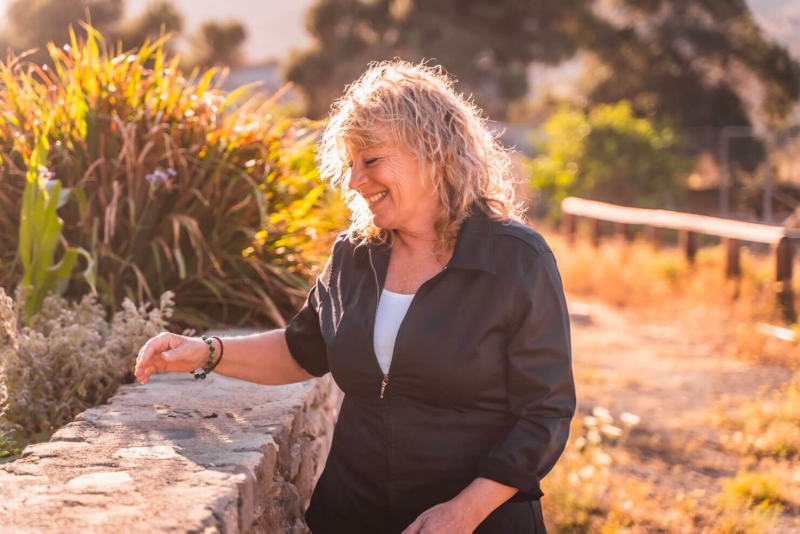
left=1, top=1, right=800, bottom=532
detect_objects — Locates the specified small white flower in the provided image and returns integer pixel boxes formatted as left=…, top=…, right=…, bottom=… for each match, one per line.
left=592, top=406, right=614, bottom=424
left=587, top=430, right=601, bottom=444
left=623, top=500, right=633, bottom=511
left=573, top=437, right=587, bottom=450
left=620, top=412, right=641, bottom=426
left=578, top=465, right=595, bottom=479
left=601, top=424, right=623, bottom=438
left=568, top=473, right=580, bottom=486
left=593, top=450, right=612, bottom=466
left=584, top=416, right=598, bottom=427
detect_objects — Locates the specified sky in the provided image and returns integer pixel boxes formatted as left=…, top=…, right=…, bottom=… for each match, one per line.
left=0, top=0, right=795, bottom=63
left=126, top=0, right=316, bottom=63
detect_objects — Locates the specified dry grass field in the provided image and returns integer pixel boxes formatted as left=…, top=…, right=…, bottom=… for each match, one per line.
left=537, top=223, right=800, bottom=533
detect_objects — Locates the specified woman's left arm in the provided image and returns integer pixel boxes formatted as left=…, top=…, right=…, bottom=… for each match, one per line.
left=472, top=249, right=576, bottom=502
left=404, top=250, right=576, bottom=533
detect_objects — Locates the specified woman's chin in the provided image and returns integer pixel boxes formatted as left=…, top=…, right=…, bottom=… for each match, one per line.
left=370, top=213, right=394, bottom=229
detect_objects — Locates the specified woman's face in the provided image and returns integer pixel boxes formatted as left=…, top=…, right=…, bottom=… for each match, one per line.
left=346, top=123, right=440, bottom=232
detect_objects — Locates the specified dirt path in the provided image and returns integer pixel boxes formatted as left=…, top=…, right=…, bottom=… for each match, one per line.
left=566, top=293, right=799, bottom=532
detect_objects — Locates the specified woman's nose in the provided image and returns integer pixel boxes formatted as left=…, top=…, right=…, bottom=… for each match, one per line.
left=348, top=162, right=368, bottom=192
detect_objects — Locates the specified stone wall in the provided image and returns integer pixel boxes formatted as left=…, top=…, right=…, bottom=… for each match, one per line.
left=0, top=329, right=344, bottom=533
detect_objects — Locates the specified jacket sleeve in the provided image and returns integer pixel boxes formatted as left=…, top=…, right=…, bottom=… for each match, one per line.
left=475, top=250, right=576, bottom=502
left=283, top=236, right=340, bottom=378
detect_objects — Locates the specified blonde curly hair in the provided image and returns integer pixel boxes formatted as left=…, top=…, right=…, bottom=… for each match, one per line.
left=316, top=59, right=526, bottom=255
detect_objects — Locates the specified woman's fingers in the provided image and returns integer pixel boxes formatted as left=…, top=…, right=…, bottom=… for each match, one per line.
left=139, top=363, right=159, bottom=384
left=136, top=333, right=180, bottom=383
left=137, top=333, right=164, bottom=367
left=135, top=333, right=204, bottom=384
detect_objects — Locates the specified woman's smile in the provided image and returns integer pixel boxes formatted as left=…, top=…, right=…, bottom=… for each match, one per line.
left=366, top=189, right=389, bottom=208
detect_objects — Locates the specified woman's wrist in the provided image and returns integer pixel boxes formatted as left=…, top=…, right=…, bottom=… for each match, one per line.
left=193, top=335, right=224, bottom=378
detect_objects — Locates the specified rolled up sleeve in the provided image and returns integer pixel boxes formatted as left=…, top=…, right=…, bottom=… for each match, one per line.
left=284, top=238, right=339, bottom=378
left=475, top=250, right=576, bottom=502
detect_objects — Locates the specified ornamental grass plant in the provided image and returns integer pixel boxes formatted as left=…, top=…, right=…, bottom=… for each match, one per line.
left=0, top=24, right=348, bottom=332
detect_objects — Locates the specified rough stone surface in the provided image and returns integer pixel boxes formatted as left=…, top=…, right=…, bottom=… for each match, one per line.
left=0, top=328, right=344, bottom=533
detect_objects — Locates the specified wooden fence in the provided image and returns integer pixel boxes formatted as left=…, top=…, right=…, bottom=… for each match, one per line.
left=560, top=197, right=800, bottom=322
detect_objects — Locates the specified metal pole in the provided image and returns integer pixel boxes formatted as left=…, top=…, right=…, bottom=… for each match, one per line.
left=764, top=133, right=773, bottom=223
left=719, top=126, right=757, bottom=220
left=720, top=131, right=729, bottom=218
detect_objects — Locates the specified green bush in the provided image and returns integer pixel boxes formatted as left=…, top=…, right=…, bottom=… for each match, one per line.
left=0, top=25, right=348, bottom=332
left=527, top=101, right=694, bottom=221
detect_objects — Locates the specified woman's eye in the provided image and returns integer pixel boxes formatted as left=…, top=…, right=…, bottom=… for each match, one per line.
left=365, top=158, right=379, bottom=166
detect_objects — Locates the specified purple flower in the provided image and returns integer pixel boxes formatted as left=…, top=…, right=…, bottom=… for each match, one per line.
left=145, top=169, right=170, bottom=184
left=38, top=166, right=55, bottom=179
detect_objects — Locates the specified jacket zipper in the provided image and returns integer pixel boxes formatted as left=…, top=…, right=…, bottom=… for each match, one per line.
left=368, top=248, right=449, bottom=399
left=368, top=249, right=391, bottom=398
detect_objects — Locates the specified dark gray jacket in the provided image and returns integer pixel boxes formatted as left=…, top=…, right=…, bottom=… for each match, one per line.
left=285, top=205, right=576, bottom=533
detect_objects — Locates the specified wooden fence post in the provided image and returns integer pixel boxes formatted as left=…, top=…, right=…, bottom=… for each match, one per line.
left=776, top=237, right=796, bottom=322
left=679, top=229, right=697, bottom=264
left=590, top=218, right=601, bottom=248
left=614, top=222, right=634, bottom=243
left=646, top=226, right=660, bottom=250
left=723, top=237, right=741, bottom=278
left=564, top=213, right=577, bottom=246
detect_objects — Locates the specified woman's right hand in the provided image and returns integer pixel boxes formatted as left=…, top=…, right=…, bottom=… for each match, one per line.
left=134, top=332, right=210, bottom=385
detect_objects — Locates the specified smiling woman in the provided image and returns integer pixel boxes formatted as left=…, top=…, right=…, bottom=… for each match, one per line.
left=136, top=59, right=574, bottom=534
left=287, top=59, right=575, bottom=533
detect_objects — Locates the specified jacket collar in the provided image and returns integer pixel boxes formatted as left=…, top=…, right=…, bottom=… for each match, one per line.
left=353, top=206, right=496, bottom=274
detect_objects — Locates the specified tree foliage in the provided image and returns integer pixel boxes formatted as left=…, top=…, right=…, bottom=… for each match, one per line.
left=287, top=0, right=800, bottom=140
left=529, top=101, right=694, bottom=218
left=287, top=0, right=586, bottom=119
left=0, top=0, right=245, bottom=70
left=116, top=0, right=184, bottom=54
left=189, top=20, right=247, bottom=69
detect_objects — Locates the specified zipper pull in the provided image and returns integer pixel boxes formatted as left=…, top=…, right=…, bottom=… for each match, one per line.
left=380, top=374, right=389, bottom=399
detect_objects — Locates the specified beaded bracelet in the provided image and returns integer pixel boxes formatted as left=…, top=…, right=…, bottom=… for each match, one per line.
left=191, top=335, right=224, bottom=379
left=210, top=336, right=224, bottom=372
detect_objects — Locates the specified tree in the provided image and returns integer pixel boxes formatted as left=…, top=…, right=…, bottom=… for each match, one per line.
left=286, top=0, right=588, bottom=119
left=0, top=0, right=246, bottom=73
left=188, top=21, right=247, bottom=69
left=2, top=0, right=123, bottom=62
left=116, top=0, right=183, bottom=54
left=574, top=0, right=800, bottom=171
left=529, top=101, right=694, bottom=218
left=287, top=0, right=800, bottom=174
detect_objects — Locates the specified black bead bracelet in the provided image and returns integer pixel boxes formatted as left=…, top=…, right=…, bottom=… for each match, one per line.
left=191, top=334, right=224, bottom=379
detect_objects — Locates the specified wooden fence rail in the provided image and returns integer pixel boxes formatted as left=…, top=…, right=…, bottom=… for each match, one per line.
left=560, top=197, right=799, bottom=322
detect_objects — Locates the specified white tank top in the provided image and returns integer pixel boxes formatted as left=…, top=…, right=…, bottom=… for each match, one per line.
left=373, top=288, right=415, bottom=375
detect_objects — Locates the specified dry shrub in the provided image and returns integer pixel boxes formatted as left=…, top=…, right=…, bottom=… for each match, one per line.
left=539, top=222, right=800, bottom=364
left=0, top=284, right=193, bottom=460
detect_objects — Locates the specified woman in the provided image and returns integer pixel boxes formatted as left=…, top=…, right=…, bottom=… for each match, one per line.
left=135, top=60, right=576, bottom=533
